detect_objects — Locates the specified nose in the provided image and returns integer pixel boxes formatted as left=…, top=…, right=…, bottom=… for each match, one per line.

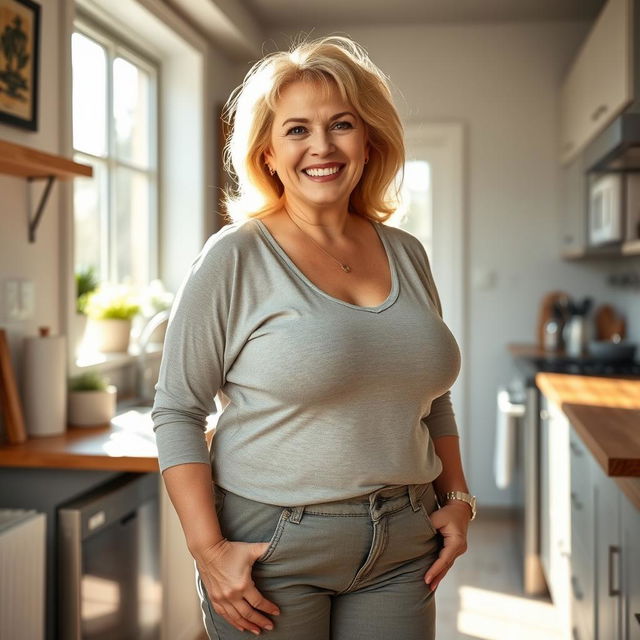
left=309, top=129, right=335, bottom=156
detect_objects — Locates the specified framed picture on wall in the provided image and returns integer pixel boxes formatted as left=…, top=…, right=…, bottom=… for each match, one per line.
left=0, top=0, right=40, bottom=131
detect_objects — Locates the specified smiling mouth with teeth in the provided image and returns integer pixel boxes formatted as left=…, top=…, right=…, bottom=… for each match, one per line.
left=303, top=165, right=342, bottom=177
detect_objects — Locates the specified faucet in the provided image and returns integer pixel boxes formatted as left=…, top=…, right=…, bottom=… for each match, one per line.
left=136, top=309, right=170, bottom=404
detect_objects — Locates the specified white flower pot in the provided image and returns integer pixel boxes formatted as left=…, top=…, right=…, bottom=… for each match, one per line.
left=86, top=318, right=133, bottom=353
left=68, top=385, right=117, bottom=427
left=73, top=312, right=88, bottom=356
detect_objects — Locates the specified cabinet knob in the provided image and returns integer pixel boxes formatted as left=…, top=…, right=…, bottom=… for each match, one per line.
left=540, top=409, right=550, bottom=421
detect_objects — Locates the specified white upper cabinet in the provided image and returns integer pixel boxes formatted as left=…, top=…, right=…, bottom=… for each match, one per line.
left=560, top=0, right=633, bottom=165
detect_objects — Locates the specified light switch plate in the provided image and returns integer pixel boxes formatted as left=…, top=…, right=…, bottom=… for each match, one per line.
left=3, top=280, right=21, bottom=321
left=20, top=280, right=34, bottom=319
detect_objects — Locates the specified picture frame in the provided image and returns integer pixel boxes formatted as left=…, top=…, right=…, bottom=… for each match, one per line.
left=0, top=0, right=41, bottom=131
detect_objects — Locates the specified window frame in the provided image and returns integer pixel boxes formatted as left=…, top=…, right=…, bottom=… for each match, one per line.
left=72, top=11, right=161, bottom=291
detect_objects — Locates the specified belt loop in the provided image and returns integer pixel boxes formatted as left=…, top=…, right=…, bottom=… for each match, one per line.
left=408, top=485, right=421, bottom=512
left=289, top=505, right=305, bottom=524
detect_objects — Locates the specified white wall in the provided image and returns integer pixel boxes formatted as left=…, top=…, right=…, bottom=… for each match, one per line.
left=262, top=21, right=627, bottom=506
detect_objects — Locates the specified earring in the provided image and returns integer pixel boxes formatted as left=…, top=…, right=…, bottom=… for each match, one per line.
left=364, top=157, right=369, bottom=165
left=266, top=164, right=275, bottom=176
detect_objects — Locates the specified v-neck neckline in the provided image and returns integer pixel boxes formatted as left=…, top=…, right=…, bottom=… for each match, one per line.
left=253, top=217, right=400, bottom=313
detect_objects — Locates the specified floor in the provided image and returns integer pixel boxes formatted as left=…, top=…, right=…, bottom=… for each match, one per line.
left=197, top=510, right=565, bottom=640
left=435, top=508, right=565, bottom=640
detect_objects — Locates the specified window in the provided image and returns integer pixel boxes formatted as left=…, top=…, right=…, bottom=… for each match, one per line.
left=71, top=18, right=159, bottom=294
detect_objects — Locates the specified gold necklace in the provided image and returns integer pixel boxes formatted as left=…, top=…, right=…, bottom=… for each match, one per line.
left=284, top=209, right=353, bottom=273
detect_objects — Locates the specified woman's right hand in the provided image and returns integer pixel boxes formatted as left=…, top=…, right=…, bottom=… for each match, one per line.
left=195, top=538, right=281, bottom=635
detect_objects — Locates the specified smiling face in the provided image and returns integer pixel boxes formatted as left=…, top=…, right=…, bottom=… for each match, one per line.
left=263, top=78, right=369, bottom=214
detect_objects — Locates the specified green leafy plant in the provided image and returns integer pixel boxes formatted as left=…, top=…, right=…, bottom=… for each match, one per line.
left=76, top=266, right=100, bottom=315
left=84, top=282, right=142, bottom=321
left=69, top=371, right=110, bottom=392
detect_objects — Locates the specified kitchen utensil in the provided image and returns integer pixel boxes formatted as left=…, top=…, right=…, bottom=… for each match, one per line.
left=594, top=304, right=627, bottom=342
left=542, top=300, right=565, bottom=352
left=0, top=329, right=27, bottom=444
left=562, top=296, right=594, bottom=357
left=536, top=291, right=570, bottom=349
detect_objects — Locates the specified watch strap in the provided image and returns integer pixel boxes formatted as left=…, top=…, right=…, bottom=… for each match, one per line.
left=443, top=490, right=476, bottom=520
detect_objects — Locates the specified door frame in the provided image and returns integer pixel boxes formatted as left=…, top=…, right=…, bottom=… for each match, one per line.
left=404, top=122, right=468, bottom=464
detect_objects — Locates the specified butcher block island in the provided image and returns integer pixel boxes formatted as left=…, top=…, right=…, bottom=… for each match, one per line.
left=535, top=372, right=640, bottom=508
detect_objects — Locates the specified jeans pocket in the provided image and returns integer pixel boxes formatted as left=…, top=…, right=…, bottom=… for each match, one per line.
left=418, top=485, right=439, bottom=538
left=255, top=507, right=291, bottom=563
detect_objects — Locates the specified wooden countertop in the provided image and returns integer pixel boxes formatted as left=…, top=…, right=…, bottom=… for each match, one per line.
left=0, top=407, right=217, bottom=473
left=535, top=372, right=640, bottom=509
left=0, top=408, right=159, bottom=472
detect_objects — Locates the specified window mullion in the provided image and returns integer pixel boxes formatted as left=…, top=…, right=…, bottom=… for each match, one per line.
left=106, top=41, right=116, bottom=284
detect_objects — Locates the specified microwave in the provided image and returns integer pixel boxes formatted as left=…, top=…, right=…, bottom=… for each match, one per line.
left=588, top=173, right=624, bottom=246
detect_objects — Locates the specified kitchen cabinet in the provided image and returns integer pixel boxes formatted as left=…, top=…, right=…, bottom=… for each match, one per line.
left=593, top=456, right=623, bottom=640
left=540, top=395, right=573, bottom=638
left=560, top=149, right=588, bottom=258
left=569, top=423, right=596, bottom=640
left=622, top=493, right=640, bottom=640
left=560, top=0, right=633, bottom=166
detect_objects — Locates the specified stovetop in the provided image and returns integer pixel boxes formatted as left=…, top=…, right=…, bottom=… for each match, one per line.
left=541, top=359, right=640, bottom=377
left=516, top=356, right=640, bottom=384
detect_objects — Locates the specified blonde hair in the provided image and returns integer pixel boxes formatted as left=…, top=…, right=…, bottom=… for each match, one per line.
left=221, top=35, right=405, bottom=224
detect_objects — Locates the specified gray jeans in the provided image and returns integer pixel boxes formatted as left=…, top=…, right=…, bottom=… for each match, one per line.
left=196, top=482, right=443, bottom=639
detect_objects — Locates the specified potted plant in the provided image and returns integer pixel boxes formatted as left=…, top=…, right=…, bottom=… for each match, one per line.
left=68, top=372, right=117, bottom=427
left=138, top=279, right=174, bottom=344
left=74, top=266, right=100, bottom=355
left=84, top=282, right=142, bottom=353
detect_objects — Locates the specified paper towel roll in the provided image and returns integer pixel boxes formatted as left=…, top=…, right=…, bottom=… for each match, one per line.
left=22, top=328, right=67, bottom=437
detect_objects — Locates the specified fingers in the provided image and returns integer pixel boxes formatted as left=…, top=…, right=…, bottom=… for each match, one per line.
left=245, top=585, right=281, bottom=617
left=424, top=539, right=466, bottom=592
left=209, top=581, right=280, bottom=635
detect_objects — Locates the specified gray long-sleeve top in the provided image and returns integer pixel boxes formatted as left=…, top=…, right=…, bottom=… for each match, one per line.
left=151, top=217, right=461, bottom=506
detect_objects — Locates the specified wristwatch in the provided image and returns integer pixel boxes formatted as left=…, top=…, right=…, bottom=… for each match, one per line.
left=443, top=491, right=477, bottom=521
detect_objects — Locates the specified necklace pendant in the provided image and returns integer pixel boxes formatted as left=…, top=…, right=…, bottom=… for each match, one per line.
left=341, top=264, right=352, bottom=273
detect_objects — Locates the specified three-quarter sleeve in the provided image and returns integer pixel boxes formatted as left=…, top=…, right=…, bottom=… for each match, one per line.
left=151, top=232, right=232, bottom=472
left=412, top=238, right=461, bottom=439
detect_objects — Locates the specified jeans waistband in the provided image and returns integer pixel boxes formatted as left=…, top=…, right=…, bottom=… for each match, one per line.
left=287, top=483, right=434, bottom=523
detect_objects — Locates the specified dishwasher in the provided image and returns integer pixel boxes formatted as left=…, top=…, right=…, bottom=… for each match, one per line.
left=58, top=473, right=161, bottom=639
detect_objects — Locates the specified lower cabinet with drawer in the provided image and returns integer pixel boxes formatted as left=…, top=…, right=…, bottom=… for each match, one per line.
left=621, top=488, right=640, bottom=640
left=567, top=421, right=640, bottom=640
left=593, top=460, right=623, bottom=640
left=569, top=424, right=596, bottom=640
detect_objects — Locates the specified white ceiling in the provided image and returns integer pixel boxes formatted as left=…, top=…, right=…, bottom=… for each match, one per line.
left=243, top=0, right=605, bottom=29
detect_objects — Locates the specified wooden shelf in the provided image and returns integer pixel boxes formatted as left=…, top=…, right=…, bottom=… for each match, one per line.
left=0, top=139, right=93, bottom=242
left=0, top=139, right=92, bottom=179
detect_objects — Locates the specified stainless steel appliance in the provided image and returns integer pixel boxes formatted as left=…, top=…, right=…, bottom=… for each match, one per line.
left=58, top=473, right=161, bottom=639
left=588, top=173, right=624, bottom=246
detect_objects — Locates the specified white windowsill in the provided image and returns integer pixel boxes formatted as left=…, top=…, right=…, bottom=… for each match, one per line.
left=74, top=343, right=164, bottom=372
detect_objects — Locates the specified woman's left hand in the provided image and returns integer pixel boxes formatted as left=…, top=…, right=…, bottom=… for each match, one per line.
left=423, top=502, right=471, bottom=591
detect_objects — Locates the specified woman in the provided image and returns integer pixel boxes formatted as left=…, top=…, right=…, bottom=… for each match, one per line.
left=151, top=35, right=475, bottom=639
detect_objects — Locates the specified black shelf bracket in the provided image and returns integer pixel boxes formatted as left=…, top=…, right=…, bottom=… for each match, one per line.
left=27, top=175, right=56, bottom=243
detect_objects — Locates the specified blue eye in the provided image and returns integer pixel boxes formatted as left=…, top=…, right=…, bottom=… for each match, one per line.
left=286, top=125, right=307, bottom=135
